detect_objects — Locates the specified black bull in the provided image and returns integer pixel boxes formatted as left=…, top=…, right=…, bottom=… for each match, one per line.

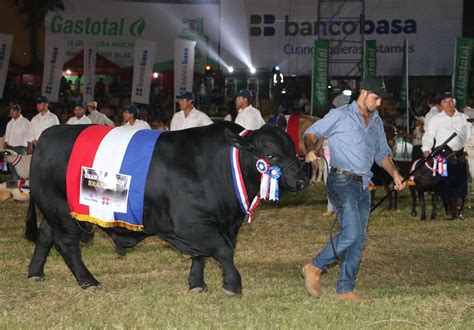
left=26, top=122, right=308, bottom=296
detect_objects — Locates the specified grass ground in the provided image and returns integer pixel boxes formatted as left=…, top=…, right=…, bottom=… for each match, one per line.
left=0, top=185, right=472, bottom=328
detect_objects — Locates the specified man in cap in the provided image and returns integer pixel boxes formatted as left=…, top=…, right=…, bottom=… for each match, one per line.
left=86, top=100, right=114, bottom=126
left=123, top=105, right=151, bottom=130
left=234, top=89, right=265, bottom=130
left=67, top=103, right=92, bottom=125
left=3, top=103, right=31, bottom=179
left=170, top=91, right=213, bottom=131
left=29, top=96, right=59, bottom=152
left=422, top=92, right=471, bottom=220
left=302, top=76, right=405, bottom=302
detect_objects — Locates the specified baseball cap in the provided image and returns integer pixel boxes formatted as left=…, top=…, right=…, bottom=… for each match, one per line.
left=236, top=89, right=253, bottom=101
left=74, top=102, right=86, bottom=109
left=360, top=76, right=391, bottom=99
left=126, top=105, right=140, bottom=117
left=86, top=101, right=97, bottom=109
left=35, top=96, right=49, bottom=104
left=437, top=92, right=455, bottom=102
left=176, top=91, right=195, bottom=101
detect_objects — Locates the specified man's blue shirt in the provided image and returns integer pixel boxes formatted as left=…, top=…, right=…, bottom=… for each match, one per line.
left=305, top=101, right=392, bottom=187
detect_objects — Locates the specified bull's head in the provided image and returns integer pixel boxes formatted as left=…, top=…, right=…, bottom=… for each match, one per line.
left=225, top=125, right=309, bottom=192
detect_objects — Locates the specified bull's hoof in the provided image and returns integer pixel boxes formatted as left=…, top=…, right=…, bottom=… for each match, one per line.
left=222, top=288, right=241, bottom=298
left=116, top=246, right=126, bottom=257
left=80, top=281, right=102, bottom=290
left=189, top=285, right=208, bottom=294
left=28, top=275, right=45, bottom=282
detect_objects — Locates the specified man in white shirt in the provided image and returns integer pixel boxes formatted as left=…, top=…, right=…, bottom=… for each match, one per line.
left=424, top=97, right=442, bottom=130
left=422, top=92, right=471, bottom=220
left=123, top=105, right=151, bottom=130
left=170, top=92, right=213, bottom=131
left=29, top=96, right=60, bottom=151
left=3, top=103, right=31, bottom=179
left=234, top=89, right=265, bottom=130
left=67, top=103, right=92, bottom=125
left=86, top=101, right=115, bottom=126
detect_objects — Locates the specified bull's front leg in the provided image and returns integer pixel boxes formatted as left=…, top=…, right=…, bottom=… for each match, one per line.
left=188, top=256, right=207, bottom=293
left=213, top=246, right=242, bottom=297
left=430, top=192, right=439, bottom=220
left=418, top=190, right=426, bottom=221
left=410, top=186, right=417, bottom=217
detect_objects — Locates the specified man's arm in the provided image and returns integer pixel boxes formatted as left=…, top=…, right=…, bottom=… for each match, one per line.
left=304, top=133, right=325, bottom=162
left=380, top=155, right=405, bottom=190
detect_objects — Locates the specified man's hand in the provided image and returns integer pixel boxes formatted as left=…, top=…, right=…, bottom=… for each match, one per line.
left=305, top=149, right=320, bottom=163
left=423, top=151, right=430, bottom=158
left=393, top=171, right=405, bottom=191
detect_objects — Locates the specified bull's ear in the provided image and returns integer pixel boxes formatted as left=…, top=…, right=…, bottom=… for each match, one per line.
left=225, top=128, right=250, bottom=150
left=276, top=113, right=287, bottom=131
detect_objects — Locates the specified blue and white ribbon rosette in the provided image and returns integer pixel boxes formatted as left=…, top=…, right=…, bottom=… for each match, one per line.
left=256, top=158, right=282, bottom=201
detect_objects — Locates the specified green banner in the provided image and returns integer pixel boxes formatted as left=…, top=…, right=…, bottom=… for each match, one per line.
left=399, top=40, right=408, bottom=109
left=453, top=37, right=474, bottom=110
left=363, top=40, right=377, bottom=78
left=311, top=39, right=329, bottom=113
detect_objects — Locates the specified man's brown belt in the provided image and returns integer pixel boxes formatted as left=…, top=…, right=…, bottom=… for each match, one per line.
left=330, top=167, right=363, bottom=182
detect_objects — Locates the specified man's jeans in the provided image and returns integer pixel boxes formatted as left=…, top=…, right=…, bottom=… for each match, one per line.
left=7, top=146, right=26, bottom=180
left=311, top=172, right=371, bottom=294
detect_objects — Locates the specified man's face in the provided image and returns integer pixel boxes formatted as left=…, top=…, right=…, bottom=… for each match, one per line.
left=360, top=90, right=382, bottom=112
left=87, top=106, right=95, bottom=113
left=179, top=99, right=193, bottom=110
left=74, top=106, right=85, bottom=118
left=440, top=98, right=455, bottom=113
left=36, top=102, right=47, bottom=112
left=122, top=110, right=133, bottom=122
left=235, top=96, right=248, bottom=110
left=9, top=109, right=20, bottom=119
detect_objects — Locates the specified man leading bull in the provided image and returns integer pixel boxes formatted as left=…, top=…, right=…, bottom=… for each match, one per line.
left=422, top=92, right=471, bottom=220
left=303, top=76, right=405, bottom=302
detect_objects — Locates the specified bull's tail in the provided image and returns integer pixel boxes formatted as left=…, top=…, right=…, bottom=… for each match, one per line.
left=25, top=195, right=38, bottom=242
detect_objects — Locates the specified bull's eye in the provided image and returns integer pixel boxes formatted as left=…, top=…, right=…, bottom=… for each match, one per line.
left=266, top=154, right=278, bottom=161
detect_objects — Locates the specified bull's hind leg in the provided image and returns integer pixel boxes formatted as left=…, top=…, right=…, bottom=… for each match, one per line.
left=188, top=257, right=208, bottom=293
left=430, top=193, right=439, bottom=220
left=28, top=218, right=54, bottom=281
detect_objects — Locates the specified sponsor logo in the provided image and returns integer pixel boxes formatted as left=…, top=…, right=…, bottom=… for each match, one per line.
left=250, top=14, right=417, bottom=37
left=249, top=14, right=275, bottom=36
left=50, top=15, right=146, bottom=37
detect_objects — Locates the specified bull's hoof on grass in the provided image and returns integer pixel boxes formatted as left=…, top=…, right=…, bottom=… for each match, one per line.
left=189, top=285, right=208, bottom=294
left=222, top=288, right=241, bottom=298
left=80, top=282, right=102, bottom=290
left=27, top=275, right=45, bottom=282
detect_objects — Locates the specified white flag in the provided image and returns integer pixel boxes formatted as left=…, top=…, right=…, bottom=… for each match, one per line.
left=42, top=36, right=67, bottom=102
left=83, top=40, right=96, bottom=102
left=131, top=39, right=156, bottom=104
left=174, top=39, right=196, bottom=102
left=0, top=34, right=13, bottom=99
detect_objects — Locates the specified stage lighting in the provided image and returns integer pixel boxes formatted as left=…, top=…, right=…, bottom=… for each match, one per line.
left=152, top=72, right=159, bottom=79
left=274, top=65, right=280, bottom=71
left=205, top=64, right=211, bottom=71
left=228, top=66, right=234, bottom=73
left=250, top=66, right=256, bottom=74
left=65, top=69, right=72, bottom=75
left=342, top=89, right=352, bottom=96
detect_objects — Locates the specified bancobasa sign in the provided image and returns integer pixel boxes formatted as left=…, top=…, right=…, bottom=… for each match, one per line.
left=47, top=0, right=462, bottom=76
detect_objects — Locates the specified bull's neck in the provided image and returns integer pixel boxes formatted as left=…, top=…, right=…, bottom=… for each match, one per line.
left=238, top=149, right=260, bottom=201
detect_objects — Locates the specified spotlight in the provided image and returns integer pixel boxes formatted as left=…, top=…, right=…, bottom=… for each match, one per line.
left=228, top=66, right=234, bottom=73
left=205, top=64, right=211, bottom=71
left=250, top=66, right=256, bottom=74
left=342, top=89, right=352, bottom=96
left=274, top=65, right=280, bottom=71
left=65, top=69, right=72, bottom=75
left=152, top=72, right=159, bottom=79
